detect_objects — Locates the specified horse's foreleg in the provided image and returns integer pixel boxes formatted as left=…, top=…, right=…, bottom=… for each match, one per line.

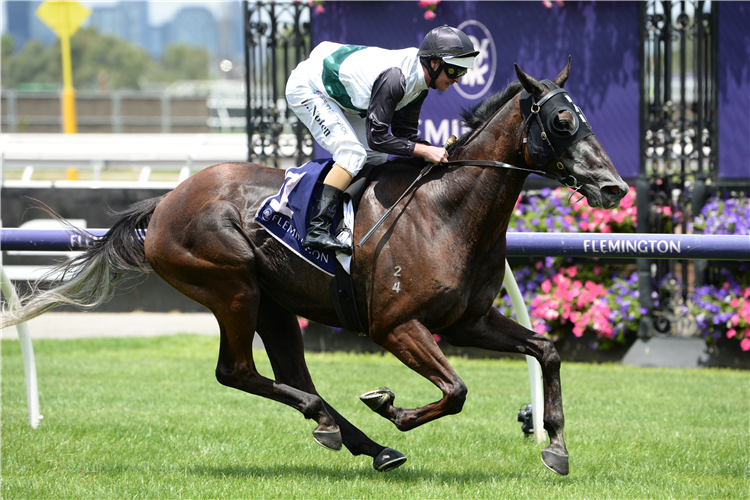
left=368, top=319, right=467, bottom=431
left=443, top=308, right=568, bottom=475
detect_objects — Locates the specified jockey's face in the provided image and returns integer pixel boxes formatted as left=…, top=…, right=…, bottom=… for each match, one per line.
left=429, top=60, right=462, bottom=91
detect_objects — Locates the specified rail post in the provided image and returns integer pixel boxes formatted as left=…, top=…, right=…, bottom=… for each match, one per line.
left=0, top=266, right=42, bottom=429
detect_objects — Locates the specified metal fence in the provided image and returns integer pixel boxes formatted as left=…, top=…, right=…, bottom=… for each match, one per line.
left=243, top=0, right=313, bottom=167
left=637, top=0, right=722, bottom=338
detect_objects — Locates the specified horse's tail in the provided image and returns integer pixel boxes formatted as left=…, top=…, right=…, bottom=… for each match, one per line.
left=1, top=195, right=167, bottom=329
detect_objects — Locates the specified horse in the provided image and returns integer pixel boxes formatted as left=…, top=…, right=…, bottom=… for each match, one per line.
left=2, top=60, right=628, bottom=475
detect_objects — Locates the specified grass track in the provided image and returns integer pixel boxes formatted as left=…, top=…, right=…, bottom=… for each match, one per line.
left=2, top=335, right=748, bottom=499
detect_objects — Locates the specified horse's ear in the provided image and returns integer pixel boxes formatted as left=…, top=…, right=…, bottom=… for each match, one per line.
left=553, top=56, right=572, bottom=88
left=514, top=63, right=545, bottom=99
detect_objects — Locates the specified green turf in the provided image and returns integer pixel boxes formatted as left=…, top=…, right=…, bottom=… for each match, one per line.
left=2, top=335, right=748, bottom=499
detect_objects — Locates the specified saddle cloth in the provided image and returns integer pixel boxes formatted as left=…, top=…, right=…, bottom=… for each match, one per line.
left=255, top=159, right=354, bottom=276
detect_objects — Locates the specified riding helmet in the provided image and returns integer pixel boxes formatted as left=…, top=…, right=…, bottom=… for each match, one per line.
left=419, top=25, right=479, bottom=88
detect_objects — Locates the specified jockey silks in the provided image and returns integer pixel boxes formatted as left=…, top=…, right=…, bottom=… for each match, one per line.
left=285, top=42, right=430, bottom=177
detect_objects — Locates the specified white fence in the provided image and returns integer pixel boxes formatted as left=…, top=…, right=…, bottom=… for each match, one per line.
left=1, top=133, right=303, bottom=188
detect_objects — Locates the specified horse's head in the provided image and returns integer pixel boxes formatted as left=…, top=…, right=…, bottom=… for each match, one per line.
left=515, top=59, right=628, bottom=209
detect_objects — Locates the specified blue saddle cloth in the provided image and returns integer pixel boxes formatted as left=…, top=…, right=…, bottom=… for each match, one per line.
left=255, top=158, right=338, bottom=275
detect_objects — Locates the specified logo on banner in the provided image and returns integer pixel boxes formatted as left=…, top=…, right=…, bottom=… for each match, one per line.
left=454, top=20, right=496, bottom=100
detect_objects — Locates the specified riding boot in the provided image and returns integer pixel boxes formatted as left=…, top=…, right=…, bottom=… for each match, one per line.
left=304, top=185, right=352, bottom=255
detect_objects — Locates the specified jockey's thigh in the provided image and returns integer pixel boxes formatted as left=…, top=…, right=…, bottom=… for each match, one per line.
left=286, top=83, right=367, bottom=177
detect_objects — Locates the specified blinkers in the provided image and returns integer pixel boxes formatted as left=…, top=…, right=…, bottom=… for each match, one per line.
left=519, top=79, right=593, bottom=168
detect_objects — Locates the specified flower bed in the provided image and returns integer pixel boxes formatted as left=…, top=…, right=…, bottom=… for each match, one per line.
left=501, top=188, right=750, bottom=355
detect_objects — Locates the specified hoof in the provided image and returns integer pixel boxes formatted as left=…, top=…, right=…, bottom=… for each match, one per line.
left=360, top=388, right=395, bottom=412
left=313, top=426, right=342, bottom=451
left=373, top=447, right=407, bottom=472
left=541, top=449, right=569, bottom=476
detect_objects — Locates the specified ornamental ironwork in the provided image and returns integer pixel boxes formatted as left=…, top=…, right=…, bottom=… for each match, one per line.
left=243, top=0, right=314, bottom=167
left=637, top=0, right=718, bottom=338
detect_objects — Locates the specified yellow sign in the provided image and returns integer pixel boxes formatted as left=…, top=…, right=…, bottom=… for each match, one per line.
left=36, top=1, right=91, bottom=134
left=36, top=0, right=91, bottom=39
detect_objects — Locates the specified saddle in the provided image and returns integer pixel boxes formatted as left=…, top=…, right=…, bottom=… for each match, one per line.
left=255, top=159, right=376, bottom=334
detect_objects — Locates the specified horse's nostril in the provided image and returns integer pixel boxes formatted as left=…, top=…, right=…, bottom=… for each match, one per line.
left=605, top=185, right=621, bottom=195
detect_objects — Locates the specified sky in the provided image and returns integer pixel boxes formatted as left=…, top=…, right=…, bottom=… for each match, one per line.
left=1, top=1, right=240, bottom=32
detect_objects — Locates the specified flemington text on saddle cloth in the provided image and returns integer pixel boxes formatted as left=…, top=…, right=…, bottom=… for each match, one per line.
left=255, top=159, right=354, bottom=276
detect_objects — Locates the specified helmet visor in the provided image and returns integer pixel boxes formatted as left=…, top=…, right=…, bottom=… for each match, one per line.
left=442, top=55, right=475, bottom=68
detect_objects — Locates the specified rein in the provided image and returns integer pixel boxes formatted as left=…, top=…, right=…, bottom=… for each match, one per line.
left=439, top=158, right=581, bottom=189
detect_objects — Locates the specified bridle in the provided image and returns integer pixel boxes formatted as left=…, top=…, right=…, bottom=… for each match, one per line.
left=443, top=79, right=594, bottom=192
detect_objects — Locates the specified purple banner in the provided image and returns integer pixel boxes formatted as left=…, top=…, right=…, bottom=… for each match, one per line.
left=718, top=2, right=750, bottom=180
left=312, top=1, right=640, bottom=178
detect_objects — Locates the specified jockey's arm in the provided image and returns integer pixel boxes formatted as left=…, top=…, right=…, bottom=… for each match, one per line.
left=366, top=68, right=426, bottom=158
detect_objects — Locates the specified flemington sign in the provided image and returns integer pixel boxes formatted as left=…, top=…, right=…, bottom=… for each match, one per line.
left=504, top=233, right=750, bottom=261
left=582, top=237, right=683, bottom=256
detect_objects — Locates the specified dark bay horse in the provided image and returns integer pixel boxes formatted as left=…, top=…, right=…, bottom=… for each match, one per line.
left=2, top=61, right=628, bottom=475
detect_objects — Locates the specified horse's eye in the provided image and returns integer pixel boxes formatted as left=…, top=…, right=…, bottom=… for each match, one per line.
left=549, top=110, right=579, bottom=136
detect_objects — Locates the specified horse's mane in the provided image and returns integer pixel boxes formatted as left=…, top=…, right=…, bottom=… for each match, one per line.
left=448, top=80, right=524, bottom=155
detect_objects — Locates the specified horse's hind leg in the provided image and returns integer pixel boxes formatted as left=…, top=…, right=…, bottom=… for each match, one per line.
left=443, top=308, right=569, bottom=475
left=255, top=293, right=407, bottom=471
left=211, top=282, right=342, bottom=451
left=146, top=202, right=340, bottom=451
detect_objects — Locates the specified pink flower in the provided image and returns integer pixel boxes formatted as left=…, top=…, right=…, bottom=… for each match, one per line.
left=315, top=4, right=325, bottom=13
left=543, top=0, right=553, bottom=7
left=433, top=334, right=442, bottom=343
left=418, top=0, right=440, bottom=7
left=541, top=280, right=552, bottom=293
left=740, top=338, right=750, bottom=351
left=572, top=325, right=585, bottom=337
left=298, top=317, right=309, bottom=329
left=424, top=10, right=436, bottom=20
left=731, top=298, right=740, bottom=308
left=731, top=314, right=740, bottom=326
left=727, top=329, right=737, bottom=339
left=567, top=266, right=577, bottom=278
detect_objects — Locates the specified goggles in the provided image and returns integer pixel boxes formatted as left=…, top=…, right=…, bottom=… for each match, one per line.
left=442, top=62, right=468, bottom=79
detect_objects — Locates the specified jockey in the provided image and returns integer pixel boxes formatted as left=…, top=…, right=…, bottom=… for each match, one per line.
left=285, top=25, right=478, bottom=255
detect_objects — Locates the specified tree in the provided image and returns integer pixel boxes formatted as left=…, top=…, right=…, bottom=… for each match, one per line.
left=2, top=37, right=59, bottom=89
left=2, top=34, right=15, bottom=60
left=147, top=44, right=210, bottom=82
left=70, top=27, right=153, bottom=89
left=1, top=28, right=213, bottom=90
